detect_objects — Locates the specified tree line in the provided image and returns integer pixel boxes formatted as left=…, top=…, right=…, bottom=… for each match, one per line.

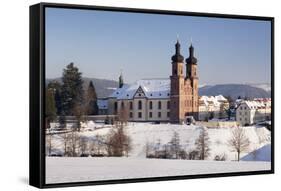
left=145, top=128, right=211, bottom=160
left=145, top=127, right=250, bottom=161
left=46, top=121, right=132, bottom=157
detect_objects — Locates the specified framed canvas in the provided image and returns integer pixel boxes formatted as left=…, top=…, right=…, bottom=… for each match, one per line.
left=29, top=2, right=274, bottom=188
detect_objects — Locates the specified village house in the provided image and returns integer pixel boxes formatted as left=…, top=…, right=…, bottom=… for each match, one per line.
left=236, top=98, right=271, bottom=126
left=198, top=95, right=229, bottom=121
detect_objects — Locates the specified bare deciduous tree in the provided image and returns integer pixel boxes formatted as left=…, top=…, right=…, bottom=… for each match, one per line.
left=228, top=127, right=250, bottom=161
left=89, top=134, right=105, bottom=156
left=106, top=123, right=131, bottom=157
left=188, top=150, right=199, bottom=160
left=214, top=153, right=227, bottom=161
left=79, top=136, right=89, bottom=156
left=68, top=130, right=81, bottom=157
left=46, top=131, right=53, bottom=156
left=61, top=132, right=71, bottom=156
left=195, top=128, right=211, bottom=160
left=73, top=102, right=85, bottom=132
left=145, top=141, right=153, bottom=158
left=118, top=103, right=129, bottom=126
left=169, top=131, right=181, bottom=159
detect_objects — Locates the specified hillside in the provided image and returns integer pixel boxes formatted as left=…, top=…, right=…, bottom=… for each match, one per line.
left=46, top=78, right=271, bottom=99
left=46, top=77, right=119, bottom=98
left=247, top=83, right=271, bottom=92
left=199, top=84, right=271, bottom=99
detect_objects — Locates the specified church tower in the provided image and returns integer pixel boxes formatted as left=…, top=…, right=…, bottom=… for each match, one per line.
left=119, top=71, right=124, bottom=88
left=185, top=44, right=199, bottom=119
left=170, top=40, right=185, bottom=123
left=170, top=40, right=199, bottom=123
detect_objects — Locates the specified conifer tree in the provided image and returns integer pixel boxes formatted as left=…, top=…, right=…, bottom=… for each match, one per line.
left=169, top=131, right=181, bottom=159
left=59, top=111, right=66, bottom=129
left=86, top=81, right=99, bottom=115
left=195, top=128, right=211, bottom=160
left=47, top=80, right=62, bottom=115
left=61, top=63, right=84, bottom=115
left=45, top=88, right=57, bottom=129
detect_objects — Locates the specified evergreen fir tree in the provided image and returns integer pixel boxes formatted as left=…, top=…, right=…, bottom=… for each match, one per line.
left=195, top=128, right=211, bottom=160
left=46, top=88, right=57, bottom=129
left=61, top=62, right=84, bottom=115
left=47, top=81, right=63, bottom=115
left=169, top=131, right=181, bottom=159
left=86, top=81, right=99, bottom=115
left=59, top=111, right=66, bottom=129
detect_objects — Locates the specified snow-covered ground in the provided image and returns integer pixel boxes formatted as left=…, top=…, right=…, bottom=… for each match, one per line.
left=46, top=157, right=270, bottom=184
left=49, top=122, right=271, bottom=160
left=46, top=122, right=271, bottom=183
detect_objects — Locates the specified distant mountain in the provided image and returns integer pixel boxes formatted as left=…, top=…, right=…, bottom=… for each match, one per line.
left=82, top=78, right=119, bottom=98
left=247, top=83, right=271, bottom=93
left=46, top=78, right=271, bottom=100
left=199, top=84, right=271, bottom=99
left=46, top=77, right=119, bottom=98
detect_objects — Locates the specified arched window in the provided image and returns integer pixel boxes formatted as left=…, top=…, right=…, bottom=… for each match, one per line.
left=158, top=101, right=162, bottom=109
left=138, top=100, right=142, bottom=110
left=121, top=101, right=124, bottom=109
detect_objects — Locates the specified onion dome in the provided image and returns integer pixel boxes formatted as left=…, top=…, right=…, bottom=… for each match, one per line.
left=186, top=44, right=197, bottom=64
left=171, top=40, right=184, bottom=62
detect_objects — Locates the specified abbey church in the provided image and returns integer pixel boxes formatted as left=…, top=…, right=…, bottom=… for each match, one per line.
left=170, top=40, right=199, bottom=123
left=103, top=40, right=199, bottom=123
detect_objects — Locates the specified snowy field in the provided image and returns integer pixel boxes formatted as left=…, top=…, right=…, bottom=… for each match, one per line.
left=49, top=122, right=271, bottom=161
left=46, top=157, right=271, bottom=184
left=46, top=122, right=271, bottom=183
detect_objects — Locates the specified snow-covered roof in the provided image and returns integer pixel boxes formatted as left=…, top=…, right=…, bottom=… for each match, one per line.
left=97, top=99, right=108, bottom=109
left=239, top=100, right=268, bottom=110
left=215, top=95, right=227, bottom=102
left=110, top=79, right=170, bottom=100
left=199, top=95, right=227, bottom=107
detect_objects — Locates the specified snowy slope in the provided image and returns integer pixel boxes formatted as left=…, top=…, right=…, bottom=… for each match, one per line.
left=124, top=123, right=270, bottom=160
left=49, top=122, right=271, bottom=161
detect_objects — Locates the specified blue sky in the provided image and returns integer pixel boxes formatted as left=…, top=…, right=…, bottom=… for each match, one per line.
left=46, top=8, right=271, bottom=85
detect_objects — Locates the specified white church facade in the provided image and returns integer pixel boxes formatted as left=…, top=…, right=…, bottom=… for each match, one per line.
left=107, top=79, right=171, bottom=122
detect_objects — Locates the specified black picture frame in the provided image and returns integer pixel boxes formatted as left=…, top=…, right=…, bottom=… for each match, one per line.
left=30, top=2, right=274, bottom=188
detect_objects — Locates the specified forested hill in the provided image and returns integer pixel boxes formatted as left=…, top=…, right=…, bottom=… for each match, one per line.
left=46, top=78, right=271, bottom=99
left=199, top=84, right=271, bottom=99
left=46, top=77, right=119, bottom=98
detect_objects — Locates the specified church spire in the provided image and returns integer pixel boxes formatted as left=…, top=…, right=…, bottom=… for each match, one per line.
left=186, top=43, right=197, bottom=65
left=119, top=70, right=124, bottom=88
left=171, top=38, right=184, bottom=63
